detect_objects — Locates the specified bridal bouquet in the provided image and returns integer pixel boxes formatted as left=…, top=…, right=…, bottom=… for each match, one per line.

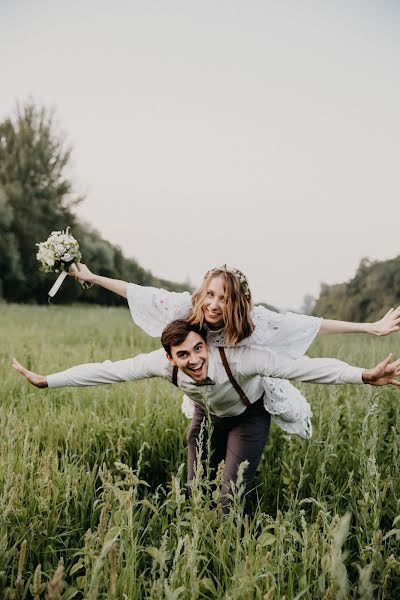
left=36, top=227, right=91, bottom=297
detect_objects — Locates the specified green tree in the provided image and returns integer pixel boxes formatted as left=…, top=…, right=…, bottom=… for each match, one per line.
left=300, top=293, right=315, bottom=316
left=313, top=256, right=400, bottom=322
left=0, top=101, right=80, bottom=301
left=0, top=101, right=188, bottom=304
left=0, top=188, right=23, bottom=298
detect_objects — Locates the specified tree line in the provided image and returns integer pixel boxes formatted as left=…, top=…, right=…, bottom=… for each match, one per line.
left=0, top=102, right=187, bottom=305
left=313, top=256, right=400, bottom=321
left=3, top=101, right=395, bottom=317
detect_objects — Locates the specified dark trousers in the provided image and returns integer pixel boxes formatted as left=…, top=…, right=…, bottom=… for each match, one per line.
left=187, top=397, right=271, bottom=511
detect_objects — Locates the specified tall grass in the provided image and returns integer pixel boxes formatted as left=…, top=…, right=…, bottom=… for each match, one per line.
left=1, top=304, right=399, bottom=598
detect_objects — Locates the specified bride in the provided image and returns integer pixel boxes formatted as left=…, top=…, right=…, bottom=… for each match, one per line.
left=69, top=263, right=400, bottom=437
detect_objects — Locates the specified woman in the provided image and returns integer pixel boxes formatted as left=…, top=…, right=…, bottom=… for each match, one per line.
left=69, top=263, right=400, bottom=437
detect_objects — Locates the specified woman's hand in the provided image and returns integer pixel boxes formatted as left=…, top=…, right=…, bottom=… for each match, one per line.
left=12, top=358, right=48, bottom=388
left=67, top=263, right=128, bottom=298
left=362, top=354, right=400, bottom=386
left=370, top=307, right=400, bottom=337
left=68, top=262, right=96, bottom=284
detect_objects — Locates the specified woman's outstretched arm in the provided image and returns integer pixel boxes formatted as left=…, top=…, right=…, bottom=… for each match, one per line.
left=318, top=307, right=400, bottom=337
left=69, top=263, right=193, bottom=337
left=69, top=263, right=128, bottom=298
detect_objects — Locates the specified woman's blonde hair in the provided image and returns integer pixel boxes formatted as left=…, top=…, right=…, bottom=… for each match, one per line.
left=188, top=267, right=254, bottom=346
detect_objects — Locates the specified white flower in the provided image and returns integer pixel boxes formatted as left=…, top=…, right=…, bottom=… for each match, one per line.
left=36, top=227, right=82, bottom=273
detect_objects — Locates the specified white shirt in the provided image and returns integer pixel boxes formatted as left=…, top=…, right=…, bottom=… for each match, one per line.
left=47, top=346, right=364, bottom=418
left=125, top=283, right=322, bottom=437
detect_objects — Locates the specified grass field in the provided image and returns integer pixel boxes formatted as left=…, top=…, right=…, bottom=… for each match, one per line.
left=1, top=304, right=400, bottom=599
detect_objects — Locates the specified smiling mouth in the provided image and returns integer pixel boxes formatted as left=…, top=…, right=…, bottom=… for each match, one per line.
left=188, top=362, right=204, bottom=375
left=206, top=309, right=222, bottom=318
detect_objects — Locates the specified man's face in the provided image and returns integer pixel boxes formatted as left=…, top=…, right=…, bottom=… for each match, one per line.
left=167, top=331, right=209, bottom=382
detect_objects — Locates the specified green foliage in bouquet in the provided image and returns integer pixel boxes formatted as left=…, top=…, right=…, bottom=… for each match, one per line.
left=36, top=227, right=82, bottom=273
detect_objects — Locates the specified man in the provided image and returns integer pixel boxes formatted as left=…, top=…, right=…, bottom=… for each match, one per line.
left=12, top=319, right=400, bottom=512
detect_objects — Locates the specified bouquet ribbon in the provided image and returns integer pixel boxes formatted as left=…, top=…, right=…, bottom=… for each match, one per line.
left=48, top=271, right=69, bottom=298
left=48, top=264, right=89, bottom=298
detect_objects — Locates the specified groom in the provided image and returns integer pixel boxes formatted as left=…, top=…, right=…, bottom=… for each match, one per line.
left=12, top=319, right=400, bottom=511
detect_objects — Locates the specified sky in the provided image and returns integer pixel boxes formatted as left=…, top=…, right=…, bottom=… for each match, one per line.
left=1, top=0, right=399, bottom=310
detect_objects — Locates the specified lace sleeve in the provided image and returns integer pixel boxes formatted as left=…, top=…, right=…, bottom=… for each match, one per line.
left=127, top=283, right=192, bottom=337
left=247, top=305, right=322, bottom=358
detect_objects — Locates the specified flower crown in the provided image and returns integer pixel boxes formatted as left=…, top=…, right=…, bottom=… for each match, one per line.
left=204, top=264, right=251, bottom=299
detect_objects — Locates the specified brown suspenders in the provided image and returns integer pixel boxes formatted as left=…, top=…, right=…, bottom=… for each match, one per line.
left=218, top=347, right=252, bottom=408
left=171, top=349, right=251, bottom=409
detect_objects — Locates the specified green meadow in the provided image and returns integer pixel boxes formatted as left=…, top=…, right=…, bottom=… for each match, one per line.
left=1, top=304, right=399, bottom=599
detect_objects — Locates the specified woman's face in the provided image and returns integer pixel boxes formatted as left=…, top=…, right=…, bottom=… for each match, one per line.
left=202, top=275, right=226, bottom=329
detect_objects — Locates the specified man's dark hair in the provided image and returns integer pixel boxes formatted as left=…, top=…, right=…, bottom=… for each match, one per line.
left=161, top=319, right=207, bottom=355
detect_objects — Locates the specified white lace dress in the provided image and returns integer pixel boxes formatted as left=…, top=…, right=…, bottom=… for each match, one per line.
left=127, top=284, right=322, bottom=438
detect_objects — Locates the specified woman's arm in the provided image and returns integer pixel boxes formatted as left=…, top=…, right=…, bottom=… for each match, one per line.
left=318, top=307, right=400, bottom=337
left=250, top=304, right=400, bottom=360
left=69, top=263, right=128, bottom=298
left=69, top=263, right=192, bottom=337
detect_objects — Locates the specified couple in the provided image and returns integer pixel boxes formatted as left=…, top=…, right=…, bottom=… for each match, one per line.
left=13, top=265, right=400, bottom=511
left=69, top=262, right=400, bottom=438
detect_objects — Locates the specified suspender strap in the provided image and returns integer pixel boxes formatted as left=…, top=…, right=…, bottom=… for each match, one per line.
left=218, top=347, right=252, bottom=408
left=172, top=366, right=178, bottom=387
left=172, top=351, right=251, bottom=410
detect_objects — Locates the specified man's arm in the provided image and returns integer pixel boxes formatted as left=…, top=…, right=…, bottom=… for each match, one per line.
left=12, top=359, right=48, bottom=387
left=239, top=348, right=400, bottom=386
left=360, top=354, right=400, bottom=386
left=12, top=349, right=168, bottom=389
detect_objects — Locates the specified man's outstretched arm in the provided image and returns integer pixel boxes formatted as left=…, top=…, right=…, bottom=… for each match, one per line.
left=361, top=354, right=400, bottom=386
left=12, top=349, right=168, bottom=389
left=243, top=348, right=400, bottom=387
left=12, top=359, right=48, bottom=388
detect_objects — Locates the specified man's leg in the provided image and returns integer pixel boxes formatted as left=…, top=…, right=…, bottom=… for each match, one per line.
left=187, top=406, right=228, bottom=483
left=221, top=399, right=271, bottom=513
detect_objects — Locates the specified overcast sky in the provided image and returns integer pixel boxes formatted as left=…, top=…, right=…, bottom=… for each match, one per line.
left=1, top=0, right=399, bottom=310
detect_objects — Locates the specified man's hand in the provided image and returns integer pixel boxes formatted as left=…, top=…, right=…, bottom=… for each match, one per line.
left=12, top=358, right=48, bottom=388
left=362, top=354, right=400, bottom=386
left=370, top=307, right=400, bottom=337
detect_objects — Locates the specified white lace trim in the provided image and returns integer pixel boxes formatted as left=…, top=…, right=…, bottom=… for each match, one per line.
left=127, top=284, right=321, bottom=438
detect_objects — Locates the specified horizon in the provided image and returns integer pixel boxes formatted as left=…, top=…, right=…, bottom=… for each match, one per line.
left=1, top=0, right=399, bottom=310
